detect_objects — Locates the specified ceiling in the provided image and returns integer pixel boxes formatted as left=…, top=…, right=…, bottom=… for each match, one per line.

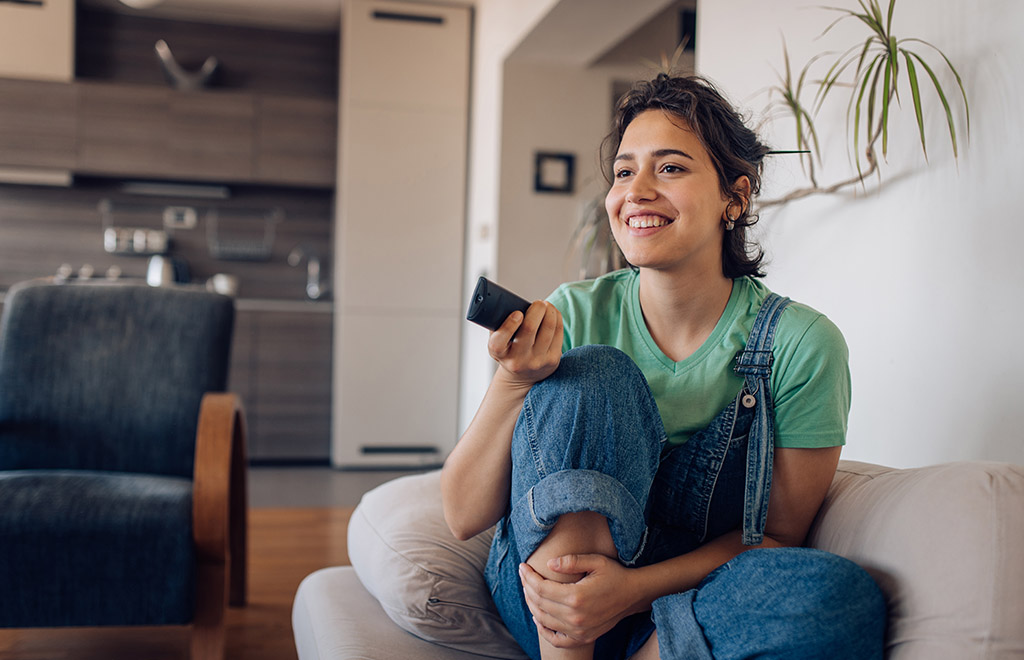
left=507, top=0, right=682, bottom=67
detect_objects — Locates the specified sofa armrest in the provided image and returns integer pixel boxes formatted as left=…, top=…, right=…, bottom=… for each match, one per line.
left=807, top=460, right=1024, bottom=659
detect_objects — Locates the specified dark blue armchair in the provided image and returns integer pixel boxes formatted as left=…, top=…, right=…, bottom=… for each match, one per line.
left=0, top=279, right=247, bottom=659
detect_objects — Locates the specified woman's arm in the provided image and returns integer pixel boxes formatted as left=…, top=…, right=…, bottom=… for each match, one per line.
left=440, top=301, right=563, bottom=541
left=519, top=445, right=841, bottom=647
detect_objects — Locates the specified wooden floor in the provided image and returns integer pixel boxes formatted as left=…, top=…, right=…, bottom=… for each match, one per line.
left=0, top=508, right=354, bottom=660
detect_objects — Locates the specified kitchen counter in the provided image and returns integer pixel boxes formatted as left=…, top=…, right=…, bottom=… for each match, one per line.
left=235, top=298, right=333, bottom=313
left=0, top=288, right=333, bottom=314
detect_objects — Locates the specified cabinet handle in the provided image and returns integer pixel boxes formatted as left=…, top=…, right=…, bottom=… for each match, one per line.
left=371, top=10, right=444, bottom=25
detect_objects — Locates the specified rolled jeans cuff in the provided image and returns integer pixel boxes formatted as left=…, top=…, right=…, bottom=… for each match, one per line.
left=509, top=468, right=648, bottom=565
left=652, top=590, right=714, bottom=660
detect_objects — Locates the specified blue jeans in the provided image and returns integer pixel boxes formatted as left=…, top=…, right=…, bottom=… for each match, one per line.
left=484, top=343, right=886, bottom=660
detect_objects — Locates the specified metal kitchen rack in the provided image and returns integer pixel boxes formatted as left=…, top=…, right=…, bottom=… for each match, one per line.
left=205, top=207, right=283, bottom=261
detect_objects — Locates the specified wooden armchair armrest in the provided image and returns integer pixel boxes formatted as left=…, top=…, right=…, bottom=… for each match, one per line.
left=191, top=392, right=248, bottom=660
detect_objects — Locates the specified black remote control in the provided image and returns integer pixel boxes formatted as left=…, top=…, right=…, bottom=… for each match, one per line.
left=466, top=276, right=531, bottom=331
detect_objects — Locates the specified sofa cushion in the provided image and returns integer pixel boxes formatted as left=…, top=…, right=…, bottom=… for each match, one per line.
left=346, top=470, right=526, bottom=659
left=347, top=461, right=1024, bottom=659
left=807, top=460, right=1024, bottom=659
left=295, top=566, right=496, bottom=660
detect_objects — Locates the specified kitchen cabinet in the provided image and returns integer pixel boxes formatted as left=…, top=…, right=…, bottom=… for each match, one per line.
left=333, top=0, right=470, bottom=467
left=0, top=77, right=337, bottom=188
left=77, top=83, right=172, bottom=178
left=230, top=306, right=333, bottom=462
left=167, top=90, right=256, bottom=181
left=77, top=81, right=256, bottom=183
left=0, top=79, right=77, bottom=170
left=255, top=96, right=337, bottom=188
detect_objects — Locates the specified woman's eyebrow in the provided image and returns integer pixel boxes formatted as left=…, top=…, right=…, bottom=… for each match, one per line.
left=653, top=148, right=694, bottom=160
left=613, top=148, right=695, bottom=163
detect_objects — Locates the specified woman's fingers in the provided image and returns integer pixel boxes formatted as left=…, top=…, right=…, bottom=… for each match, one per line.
left=533, top=302, right=563, bottom=356
left=520, top=564, right=587, bottom=641
left=488, top=301, right=562, bottom=385
left=534, top=616, right=585, bottom=649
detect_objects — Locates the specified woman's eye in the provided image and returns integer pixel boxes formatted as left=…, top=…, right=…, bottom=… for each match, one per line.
left=614, top=169, right=633, bottom=179
left=661, top=164, right=685, bottom=174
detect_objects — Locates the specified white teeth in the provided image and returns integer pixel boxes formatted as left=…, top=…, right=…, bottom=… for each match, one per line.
left=628, top=215, right=670, bottom=229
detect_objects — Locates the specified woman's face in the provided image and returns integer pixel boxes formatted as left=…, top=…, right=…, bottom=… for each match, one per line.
left=606, top=109, right=733, bottom=278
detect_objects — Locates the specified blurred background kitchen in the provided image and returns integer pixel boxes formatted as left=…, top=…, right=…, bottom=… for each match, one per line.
left=0, top=0, right=698, bottom=507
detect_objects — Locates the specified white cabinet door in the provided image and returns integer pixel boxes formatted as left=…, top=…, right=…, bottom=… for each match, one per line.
left=333, top=0, right=471, bottom=467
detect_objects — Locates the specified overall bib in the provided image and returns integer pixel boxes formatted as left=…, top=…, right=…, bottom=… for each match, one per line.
left=484, top=294, right=885, bottom=660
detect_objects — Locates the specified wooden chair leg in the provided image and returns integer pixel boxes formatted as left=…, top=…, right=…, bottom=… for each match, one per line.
left=192, top=561, right=227, bottom=660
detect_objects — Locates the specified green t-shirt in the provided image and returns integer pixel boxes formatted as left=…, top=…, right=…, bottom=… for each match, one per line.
left=546, top=269, right=850, bottom=449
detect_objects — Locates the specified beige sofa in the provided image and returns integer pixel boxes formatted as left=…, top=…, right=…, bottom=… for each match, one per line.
left=293, top=460, right=1024, bottom=659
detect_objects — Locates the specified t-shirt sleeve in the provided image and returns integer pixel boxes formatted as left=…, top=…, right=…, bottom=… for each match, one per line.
left=770, top=313, right=851, bottom=449
left=546, top=284, right=575, bottom=353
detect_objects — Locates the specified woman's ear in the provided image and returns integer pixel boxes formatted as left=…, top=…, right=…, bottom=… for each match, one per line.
left=731, top=176, right=752, bottom=213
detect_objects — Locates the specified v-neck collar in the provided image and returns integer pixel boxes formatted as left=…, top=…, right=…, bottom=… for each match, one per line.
left=628, top=272, right=742, bottom=374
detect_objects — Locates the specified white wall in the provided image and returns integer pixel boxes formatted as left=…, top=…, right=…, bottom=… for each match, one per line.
left=496, top=60, right=611, bottom=301
left=698, top=0, right=1023, bottom=467
left=458, top=0, right=563, bottom=436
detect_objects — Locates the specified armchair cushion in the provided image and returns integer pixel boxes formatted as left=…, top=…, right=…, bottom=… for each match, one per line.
left=0, top=470, right=195, bottom=626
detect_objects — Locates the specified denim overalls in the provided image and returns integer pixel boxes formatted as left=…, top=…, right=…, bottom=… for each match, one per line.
left=484, top=294, right=885, bottom=660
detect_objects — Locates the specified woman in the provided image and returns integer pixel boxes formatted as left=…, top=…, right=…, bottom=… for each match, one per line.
left=441, top=74, right=886, bottom=660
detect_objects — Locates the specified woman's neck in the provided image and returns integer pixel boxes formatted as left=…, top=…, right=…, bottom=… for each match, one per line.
left=637, top=267, right=734, bottom=363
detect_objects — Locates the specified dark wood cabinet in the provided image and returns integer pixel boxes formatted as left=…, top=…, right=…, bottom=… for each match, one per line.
left=166, top=90, right=256, bottom=181
left=0, top=78, right=337, bottom=188
left=230, top=307, right=333, bottom=463
left=255, top=96, right=337, bottom=187
left=77, top=82, right=170, bottom=177
left=0, top=79, right=77, bottom=170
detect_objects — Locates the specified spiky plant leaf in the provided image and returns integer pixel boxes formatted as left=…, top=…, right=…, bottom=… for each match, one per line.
left=902, top=50, right=927, bottom=159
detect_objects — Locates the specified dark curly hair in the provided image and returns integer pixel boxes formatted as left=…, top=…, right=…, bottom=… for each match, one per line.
left=602, top=74, right=770, bottom=278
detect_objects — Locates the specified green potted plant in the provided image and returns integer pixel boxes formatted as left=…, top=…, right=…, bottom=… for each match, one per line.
left=758, top=0, right=969, bottom=207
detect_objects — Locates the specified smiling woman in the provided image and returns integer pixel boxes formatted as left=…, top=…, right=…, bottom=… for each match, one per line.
left=606, top=112, right=735, bottom=282
left=441, top=73, right=886, bottom=660
left=602, top=74, right=769, bottom=281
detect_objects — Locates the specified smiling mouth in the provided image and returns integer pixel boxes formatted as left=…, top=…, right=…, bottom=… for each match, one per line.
left=627, top=215, right=672, bottom=229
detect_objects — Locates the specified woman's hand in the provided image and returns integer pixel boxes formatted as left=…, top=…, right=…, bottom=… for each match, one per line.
left=519, top=554, right=644, bottom=649
left=488, top=301, right=563, bottom=391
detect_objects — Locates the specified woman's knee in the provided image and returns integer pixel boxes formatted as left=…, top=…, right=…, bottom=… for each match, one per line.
left=526, top=511, right=617, bottom=582
left=512, top=344, right=664, bottom=479
left=557, top=344, right=644, bottom=381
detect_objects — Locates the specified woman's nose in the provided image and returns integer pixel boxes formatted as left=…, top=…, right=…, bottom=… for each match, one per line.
left=625, top=171, right=656, bottom=204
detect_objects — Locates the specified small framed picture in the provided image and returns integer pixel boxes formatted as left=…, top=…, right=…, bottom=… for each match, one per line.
left=534, top=152, right=575, bottom=194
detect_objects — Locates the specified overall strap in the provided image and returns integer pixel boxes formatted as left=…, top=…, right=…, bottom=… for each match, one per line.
left=733, top=292, right=791, bottom=545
